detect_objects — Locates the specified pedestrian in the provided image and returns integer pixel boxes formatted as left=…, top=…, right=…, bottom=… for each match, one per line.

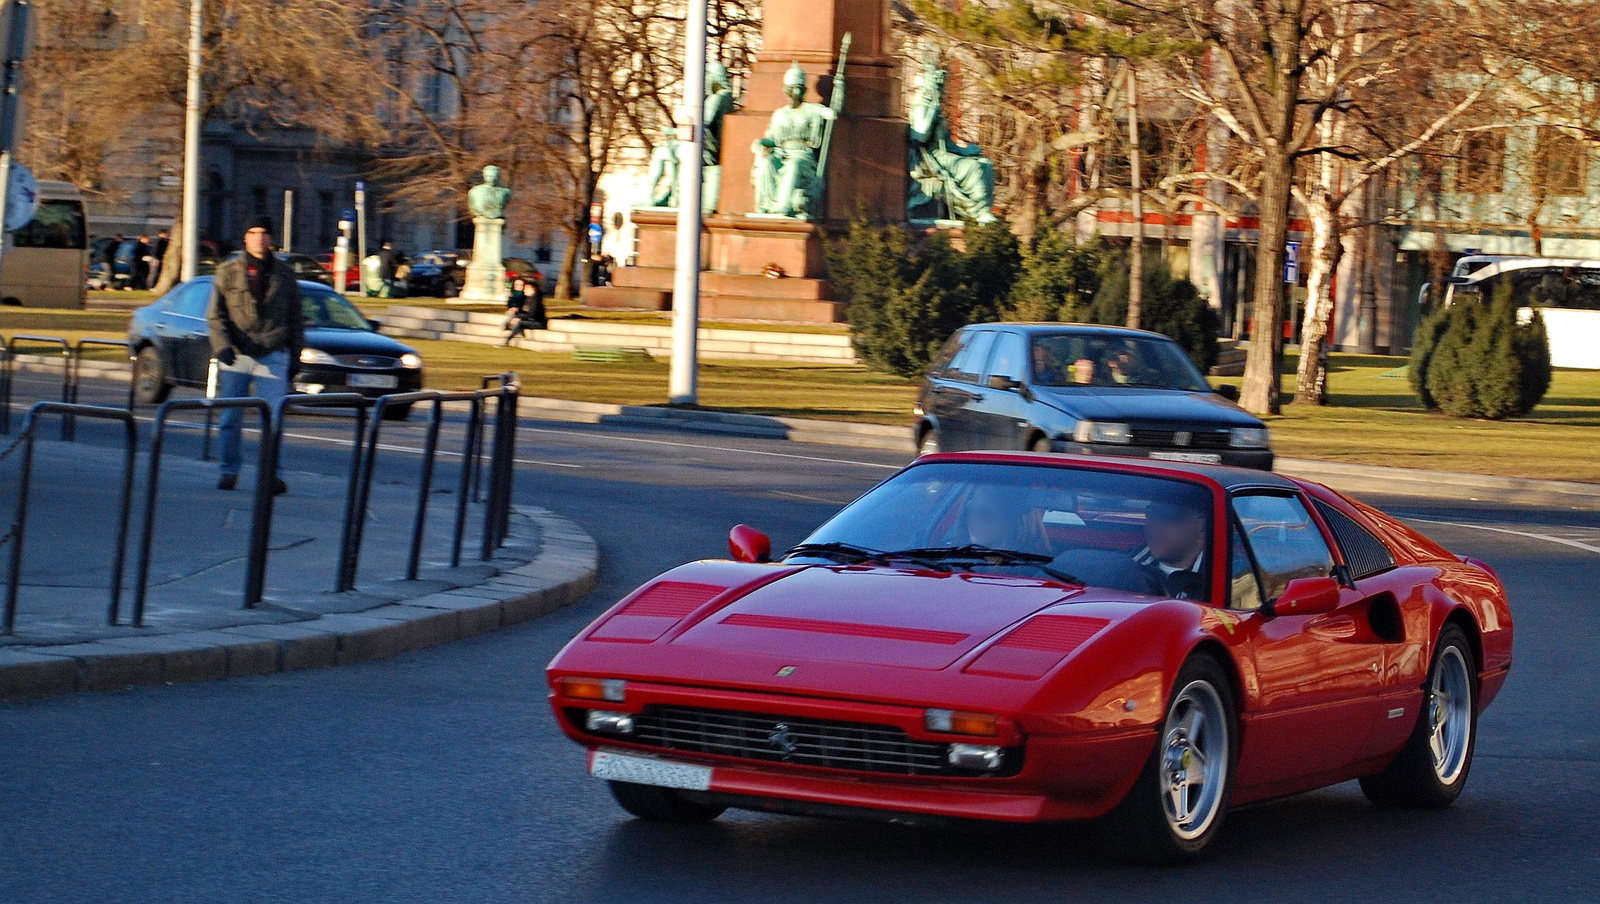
left=502, top=276, right=547, bottom=345
left=132, top=234, right=152, bottom=290
left=378, top=240, right=398, bottom=298
left=147, top=230, right=170, bottom=288
left=206, top=215, right=303, bottom=493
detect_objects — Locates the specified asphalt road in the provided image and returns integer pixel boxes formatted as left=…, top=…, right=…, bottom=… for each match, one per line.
left=1, top=373, right=1597, bottom=903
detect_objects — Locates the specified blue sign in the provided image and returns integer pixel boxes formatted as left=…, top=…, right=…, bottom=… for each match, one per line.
left=1284, top=242, right=1301, bottom=284
left=355, top=180, right=366, bottom=193
left=588, top=223, right=604, bottom=246
left=340, top=207, right=357, bottom=223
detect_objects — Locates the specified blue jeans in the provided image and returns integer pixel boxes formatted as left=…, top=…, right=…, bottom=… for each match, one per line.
left=217, top=350, right=289, bottom=477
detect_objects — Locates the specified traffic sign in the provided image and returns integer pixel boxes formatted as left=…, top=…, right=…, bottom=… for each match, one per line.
left=3, top=161, right=35, bottom=232
left=588, top=223, right=604, bottom=246
left=1284, top=242, right=1301, bottom=284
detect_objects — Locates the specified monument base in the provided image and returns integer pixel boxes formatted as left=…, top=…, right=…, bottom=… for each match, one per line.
left=456, top=216, right=509, bottom=305
left=585, top=208, right=844, bottom=323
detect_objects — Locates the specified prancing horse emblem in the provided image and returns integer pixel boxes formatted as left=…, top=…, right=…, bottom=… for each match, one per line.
left=768, top=723, right=799, bottom=760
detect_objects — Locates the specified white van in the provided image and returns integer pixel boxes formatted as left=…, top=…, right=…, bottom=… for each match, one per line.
left=1445, top=257, right=1600, bottom=369
left=1, top=180, right=89, bottom=309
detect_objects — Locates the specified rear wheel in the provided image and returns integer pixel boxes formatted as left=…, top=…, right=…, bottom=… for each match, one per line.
left=133, top=346, right=171, bottom=405
left=608, top=781, right=726, bottom=824
left=1101, top=655, right=1236, bottom=864
left=1360, top=624, right=1476, bottom=808
left=1030, top=435, right=1053, bottom=454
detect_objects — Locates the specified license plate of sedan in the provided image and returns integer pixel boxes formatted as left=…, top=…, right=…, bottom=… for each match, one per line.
left=1150, top=451, right=1223, bottom=464
left=346, top=374, right=399, bottom=389
left=590, top=749, right=713, bottom=791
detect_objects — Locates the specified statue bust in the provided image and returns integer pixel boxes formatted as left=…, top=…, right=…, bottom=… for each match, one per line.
left=468, top=165, right=512, bottom=220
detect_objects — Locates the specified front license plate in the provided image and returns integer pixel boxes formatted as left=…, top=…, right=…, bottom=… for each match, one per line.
left=590, top=749, right=713, bottom=791
left=1150, top=451, right=1223, bottom=464
left=347, top=373, right=400, bottom=389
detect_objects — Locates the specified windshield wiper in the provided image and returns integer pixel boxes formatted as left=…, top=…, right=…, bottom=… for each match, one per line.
left=886, top=546, right=1083, bottom=585
left=784, top=542, right=950, bottom=572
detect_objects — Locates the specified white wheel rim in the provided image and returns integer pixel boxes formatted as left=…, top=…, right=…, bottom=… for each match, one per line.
left=920, top=433, right=939, bottom=455
left=1430, top=646, right=1473, bottom=784
left=1161, top=679, right=1228, bottom=841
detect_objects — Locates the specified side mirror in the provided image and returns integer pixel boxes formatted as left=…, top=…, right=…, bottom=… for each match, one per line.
left=1268, top=577, right=1341, bottom=618
left=1215, top=385, right=1241, bottom=402
left=367, top=318, right=382, bottom=332
left=728, top=524, right=772, bottom=564
left=987, top=374, right=1019, bottom=392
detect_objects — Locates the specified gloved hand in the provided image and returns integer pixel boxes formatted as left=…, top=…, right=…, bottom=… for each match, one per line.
left=216, top=348, right=237, bottom=367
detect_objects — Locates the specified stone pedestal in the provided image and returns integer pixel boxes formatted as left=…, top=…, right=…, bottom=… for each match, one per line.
left=456, top=217, right=508, bottom=305
left=584, top=0, right=905, bottom=324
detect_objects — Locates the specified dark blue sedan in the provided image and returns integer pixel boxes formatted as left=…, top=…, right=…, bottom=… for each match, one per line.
left=129, top=277, right=425, bottom=417
left=915, top=323, right=1273, bottom=470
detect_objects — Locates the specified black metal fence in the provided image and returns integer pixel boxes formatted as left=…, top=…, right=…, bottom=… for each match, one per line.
left=0, top=343, right=521, bottom=634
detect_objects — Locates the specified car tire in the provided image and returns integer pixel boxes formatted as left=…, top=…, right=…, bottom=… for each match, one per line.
left=1359, top=624, right=1477, bottom=809
left=1030, top=435, right=1053, bottom=454
left=608, top=781, right=726, bottom=824
left=133, top=346, right=171, bottom=405
left=1100, top=655, right=1236, bottom=864
left=918, top=428, right=941, bottom=457
left=381, top=403, right=413, bottom=422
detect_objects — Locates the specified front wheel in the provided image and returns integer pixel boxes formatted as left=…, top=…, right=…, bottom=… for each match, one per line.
left=608, top=781, right=726, bottom=824
left=1360, top=624, right=1477, bottom=808
left=918, top=427, right=941, bottom=457
left=1101, top=655, right=1236, bottom=864
left=133, top=346, right=171, bottom=405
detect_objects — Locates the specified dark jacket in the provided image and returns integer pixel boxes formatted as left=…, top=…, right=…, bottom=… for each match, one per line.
left=207, top=253, right=305, bottom=359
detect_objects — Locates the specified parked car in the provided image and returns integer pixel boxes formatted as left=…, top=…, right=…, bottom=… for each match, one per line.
left=195, top=252, right=332, bottom=286
left=916, top=323, right=1273, bottom=470
left=404, top=251, right=463, bottom=298
left=314, top=252, right=361, bottom=289
left=547, top=452, right=1512, bottom=862
left=129, top=276, right=424, bottom=418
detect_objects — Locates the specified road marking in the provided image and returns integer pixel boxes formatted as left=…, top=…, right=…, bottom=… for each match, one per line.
left=278, top=430, right=585, bottom=470
left=769, top=489, right=851, bottom=504
left=1406, top=517, right=1600, bottom=556
left=520, top=425, right=903, bottom=471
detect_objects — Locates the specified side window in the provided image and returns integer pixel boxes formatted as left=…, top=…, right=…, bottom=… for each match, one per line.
left=987, top=332, right=1027, bottom=384
left=944, top=331, right=995, bottom=385
left=928, top=331, right=969, bottom=378
left=1229, top=520, right=1265, bottom=611
left=169, top=284, right=209, bottom=319
left=1232, top=494, right=1335, bottom=603
left=1313, top=499, right=1397, bottom=579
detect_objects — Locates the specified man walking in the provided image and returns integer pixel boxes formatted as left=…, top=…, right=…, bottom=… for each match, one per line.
left=377, top=240, right=398, bottom=298
left=206, top=216, right=303, bottom=493
left=147, top=230, right=170, bottom=288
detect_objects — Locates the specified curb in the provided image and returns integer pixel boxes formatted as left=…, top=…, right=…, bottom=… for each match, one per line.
left=1275, top=458, right=1600, bottom=510
left=517, top=396, right=914, bottom=452
left=0, top=506, right=600, bottom=701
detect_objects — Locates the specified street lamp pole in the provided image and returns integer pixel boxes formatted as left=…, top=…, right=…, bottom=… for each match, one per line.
left=179, top=0, right=202, bottom=281
left=668, top=0, right=709, bottom=405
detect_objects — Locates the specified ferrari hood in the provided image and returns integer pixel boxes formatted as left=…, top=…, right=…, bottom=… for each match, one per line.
left=671, top=566, right=1080, bottom=671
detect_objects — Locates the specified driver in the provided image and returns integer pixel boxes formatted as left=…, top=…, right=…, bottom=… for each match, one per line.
left=964, top=486, right=1044, bottom=553
left=1132, top=500, right=1208, bottom=599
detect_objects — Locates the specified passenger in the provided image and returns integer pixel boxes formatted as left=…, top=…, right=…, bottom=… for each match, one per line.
left=1132, top=500, right=1209, bottom=599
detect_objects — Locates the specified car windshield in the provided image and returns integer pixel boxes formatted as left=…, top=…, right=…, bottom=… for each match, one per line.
left=794, top=462, right=1216, bottom=601
left=301, top=290, right=373, bottom=330
left=1030, top=334, right=1210, bottom=391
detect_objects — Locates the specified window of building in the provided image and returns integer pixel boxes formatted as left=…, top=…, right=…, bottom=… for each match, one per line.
left=1455, top=130, right=1506, bottom=195
left=1534, top=128, right=1589, bottom=197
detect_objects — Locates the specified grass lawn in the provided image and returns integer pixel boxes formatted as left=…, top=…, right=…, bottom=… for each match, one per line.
left=6, top=305, right=1597, bottom=480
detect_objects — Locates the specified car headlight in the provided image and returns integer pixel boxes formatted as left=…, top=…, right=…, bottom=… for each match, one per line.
left=1230, top=427, right=1272, bottom=449
left=1073, top=421, right=1133, bottom=445
left=399, top=352, right=423, bottom=369
left=299, top=348, right=338, bottom=366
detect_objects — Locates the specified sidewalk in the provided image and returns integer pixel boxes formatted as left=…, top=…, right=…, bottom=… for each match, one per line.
left=0, top=438, right=598, bottom=700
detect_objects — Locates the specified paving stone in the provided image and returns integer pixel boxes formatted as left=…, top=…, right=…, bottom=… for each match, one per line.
left=42, top=642, right=163, bottom=691
left=457, top=602, right=504, bottom=638
left=314, top=614, right=414, bottom=664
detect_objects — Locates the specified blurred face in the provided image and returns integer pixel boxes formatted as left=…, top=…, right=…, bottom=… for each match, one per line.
left=244, top=227, right=271, bottom=257
left=966, top=487, right=1017, bottom=548
left=1146, top=503, right=1206, bottom=568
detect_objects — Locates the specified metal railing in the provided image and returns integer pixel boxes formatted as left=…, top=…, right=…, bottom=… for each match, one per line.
left=0, top=364, right=521, bottom=634
left=0, top=335, right=73, bottom=436
left=2, top=402, right=138, bottom=634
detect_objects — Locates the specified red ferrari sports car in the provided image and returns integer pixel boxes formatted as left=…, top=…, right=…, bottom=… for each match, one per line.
left=547, top=453, right=1513, bottom=862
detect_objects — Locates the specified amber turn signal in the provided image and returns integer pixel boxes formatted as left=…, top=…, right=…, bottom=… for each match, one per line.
left=924, top=708, right=1000, bottom=737
left=557, top=677, right=627, bottom=703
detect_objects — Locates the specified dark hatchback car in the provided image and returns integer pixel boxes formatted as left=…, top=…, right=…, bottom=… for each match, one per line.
left=915, top=323, right=1273, bottom=470
left=129, top=277, right=425, bottom=418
